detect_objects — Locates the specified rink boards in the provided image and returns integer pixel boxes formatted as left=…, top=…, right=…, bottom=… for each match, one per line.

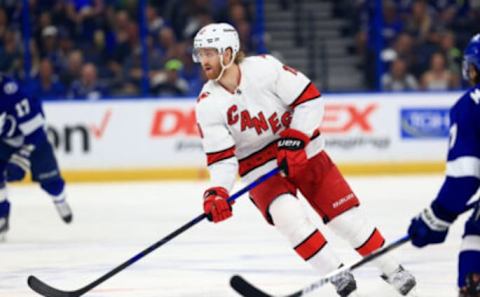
left=41, top=92, right=460, bottom=181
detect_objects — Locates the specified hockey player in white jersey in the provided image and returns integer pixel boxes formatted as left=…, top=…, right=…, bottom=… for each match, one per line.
left=194, top=23, right=416, bottom=296
left=408, top=33, right=480, bottom=297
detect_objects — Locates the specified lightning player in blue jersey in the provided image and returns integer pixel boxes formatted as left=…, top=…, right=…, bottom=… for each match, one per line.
left=0, top=75, right=73, bottom=241
left=408, top=33, right=480, bottom=297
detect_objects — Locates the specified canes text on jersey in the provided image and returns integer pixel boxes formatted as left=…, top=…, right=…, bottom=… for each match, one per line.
left=227, top=104, right=292, bottom=135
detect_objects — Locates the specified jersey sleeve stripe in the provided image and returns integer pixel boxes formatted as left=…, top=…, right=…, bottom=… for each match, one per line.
left=18, top=114, right=44, bottom=135
left=446, top=156, right=480, bottom=179
left=311, top=129, right=321, bottom=140
left=206, top=146, right=236, bottom=166
left=290, top=82, right=321, bottom=108
left=460, top=235, right=480, bottom=253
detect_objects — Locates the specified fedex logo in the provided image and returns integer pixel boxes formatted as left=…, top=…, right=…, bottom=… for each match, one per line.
left=321, top=103, right=377, bottom=133
left=149, top=103, right=377, bottom=138
left=151, top=108, right=198, bottom=136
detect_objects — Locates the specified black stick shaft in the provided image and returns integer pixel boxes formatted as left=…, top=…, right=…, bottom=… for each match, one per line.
left=28, top=167, right=282, bottom=296
left=232, top=201, right=478, bottom=297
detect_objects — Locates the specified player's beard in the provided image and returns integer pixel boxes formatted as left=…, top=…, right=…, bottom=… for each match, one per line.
left=203, top=64, right=222, bottom=80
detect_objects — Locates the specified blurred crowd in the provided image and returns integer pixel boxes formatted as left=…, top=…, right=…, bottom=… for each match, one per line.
left=2, top=0, right=478, bottom=98
left=0, top=0, right=256, bottom=99
left=353, top=0, right=480, bottom=91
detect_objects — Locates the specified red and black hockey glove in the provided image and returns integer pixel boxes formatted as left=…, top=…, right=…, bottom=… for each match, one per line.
left=277, top=128, right=310, bottom=178
left=203, top=186, right=233, bottom=223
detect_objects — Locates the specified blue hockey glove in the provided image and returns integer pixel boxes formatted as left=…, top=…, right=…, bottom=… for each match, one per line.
left=408, top=203, right=453, bottom=248
left=6, top=162, right=26, bottom=182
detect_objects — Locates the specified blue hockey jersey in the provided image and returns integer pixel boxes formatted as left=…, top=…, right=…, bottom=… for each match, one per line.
left=434, top=83, right=480, bottom=221
left=0, top=75, right=45, bottom=148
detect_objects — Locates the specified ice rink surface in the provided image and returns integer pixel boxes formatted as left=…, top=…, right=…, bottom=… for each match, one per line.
left=0, top=174, right=471, bottom=297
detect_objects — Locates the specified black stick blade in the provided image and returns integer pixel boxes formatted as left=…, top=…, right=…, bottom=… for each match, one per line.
left=230, top=275, right=273, bottom=297
left=27, top=275, right=83, bottom=297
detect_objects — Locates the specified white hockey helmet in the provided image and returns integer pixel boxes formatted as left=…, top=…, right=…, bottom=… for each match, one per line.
left=192, top=23, right=240, bottom=63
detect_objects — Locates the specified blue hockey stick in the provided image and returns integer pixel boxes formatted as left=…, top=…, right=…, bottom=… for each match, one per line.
left=28, top=167, right=282, bottom=297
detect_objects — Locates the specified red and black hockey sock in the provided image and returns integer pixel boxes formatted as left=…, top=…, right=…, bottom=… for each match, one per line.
left=355, top=227, right=385, bottom=257
left=294, top=230, right=327, bottom=261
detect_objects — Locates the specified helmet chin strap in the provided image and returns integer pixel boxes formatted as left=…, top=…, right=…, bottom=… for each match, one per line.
left=214, top=52, right=236, bottom=82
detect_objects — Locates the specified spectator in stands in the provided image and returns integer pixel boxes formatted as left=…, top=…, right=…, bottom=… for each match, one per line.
left=162, top=0, right=190, bottom=41
left=420, top=52, right=460, bottom=90
left=404, top=0, right=433, bottom=42
left=34, top=12, right=53, bottom=52
left=227, top=2, right=254, bottom=53
left=109, top=10, right=134, bottom=65
left=382, top=33, right=420, bottom=74
left=81, top=29, right=108, bottom=75
left=65, top=0, right=105, bottom=45
left=123, top=35, right=164, bottom=96
left=177, top=43, right=203, bottom=96
left=146, top=4, right=164, bottom=36
left=30, top=58, right=66, bottom=99
left=157, top=26, right=177, bottom=62
left=457, top=1, right=480, bottom=46
left=0, top=8, right=9, bottom=41
left=39, top=26, right=63, bottom=70
left=228, top=2, right=249, bottom=27
left=163, top=0, right=216, bottom=41
left=151, top=58, right=189, bottom=97
left=236, top=20, right=253, bottom=54
left=182, top=7, right=213, bottom=40
left=429, top=0, right=460, bottom=29
left=0, top=30, right=21, bottom=76
left=392, top=33, right=416, bottom=62
left=381, top=58, right=419, bottom=91
left=382, top=0, right=404, bottom=47
left=57, top=29, right=75, bottom=70
left=68, top=62, right=107, bottom=100
left=60, top=50, right=83, bottom=86
left=0, top=1, right=20, bottom=24
left=0, top=0, right=263, bottom=98
left=439, top=31, right=462, bottom=76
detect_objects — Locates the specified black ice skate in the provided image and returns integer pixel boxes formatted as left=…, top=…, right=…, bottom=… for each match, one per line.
left=53, top=198, right=73, bottom=223
left=381, top=265, right=417, bottom=296
left=459, top=273, right=480, bottom=297
left=331, top=271, right=357, bottom=297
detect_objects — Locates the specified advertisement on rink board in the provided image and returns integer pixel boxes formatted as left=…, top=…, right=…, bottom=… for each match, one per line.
left=42, top=92, right=460, bottom=179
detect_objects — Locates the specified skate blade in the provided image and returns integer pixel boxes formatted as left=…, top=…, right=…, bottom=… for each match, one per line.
left=406, top=288, right=419, bottom=297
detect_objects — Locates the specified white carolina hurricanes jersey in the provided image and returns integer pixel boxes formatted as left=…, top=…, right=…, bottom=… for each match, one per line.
left=196, top=55, right=325, bottom=191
